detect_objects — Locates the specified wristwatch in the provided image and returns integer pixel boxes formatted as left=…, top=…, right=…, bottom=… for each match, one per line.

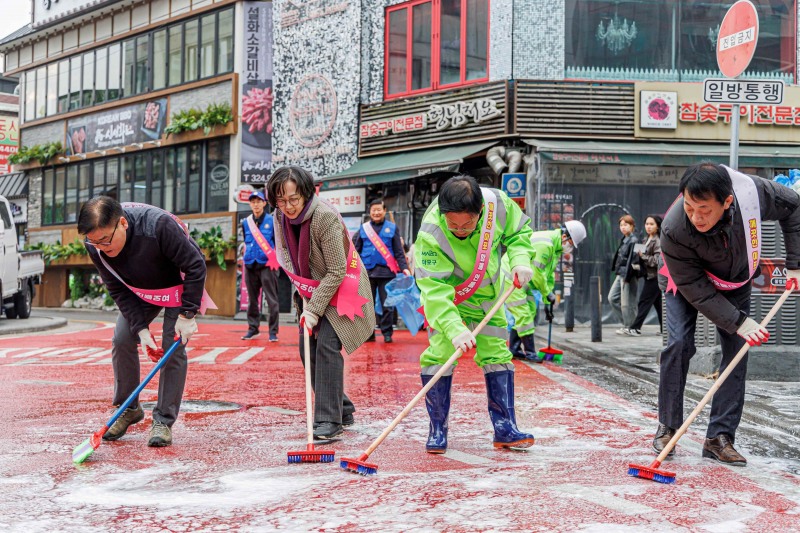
left=180, top=311, right=196, bottom=319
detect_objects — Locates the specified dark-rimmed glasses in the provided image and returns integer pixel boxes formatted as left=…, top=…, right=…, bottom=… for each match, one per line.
left=84, top=220, right=120, bottom=248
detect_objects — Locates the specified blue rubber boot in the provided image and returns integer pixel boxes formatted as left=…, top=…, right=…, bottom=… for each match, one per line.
left=484, top=369, right=535, bottom=449
left=421, top=374, right=452, bottom=454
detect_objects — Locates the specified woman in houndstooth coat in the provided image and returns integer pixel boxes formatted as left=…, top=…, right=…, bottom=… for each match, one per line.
left=268, top=166, right=375, bottom=440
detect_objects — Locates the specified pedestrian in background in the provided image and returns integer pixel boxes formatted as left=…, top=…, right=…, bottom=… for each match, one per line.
left=268, top=166, right=375, bottom=440
left=353, top=199, right=411, bottom=343
left=78, top=196, right=209, bottom=447
left=626, top=214, right=663, bottom=336
left=241, top=190, right=280, bottom=342
left=415, top=174, right=535, bottom=454
left=609, top=214, right=638, bottom=334
left=655, top=162, right=800, bottom=466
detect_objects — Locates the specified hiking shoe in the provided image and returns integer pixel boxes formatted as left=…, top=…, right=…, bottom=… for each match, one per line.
left=703, top=434, right=747, bottom=466
left=626, top=328, right=642, bottom=336
left=241, top=330, right=260, bottom=340
left=268, top=334, right=278, bottom=342
left=313, top=422, right=343, bottom=440
left=147, top=421, right=173, bottom=447
left=103, top=404, right=145, bottom=441
left=342, top=413, right=354, bottom=426
left=652, top=423, right=676, bottom=458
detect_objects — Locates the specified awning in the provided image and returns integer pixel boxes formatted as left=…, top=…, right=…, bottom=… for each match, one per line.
left=321, top=141, right=497, bottom=190
left=524, top=139, right=800, bottom=168
left=0, top=172, right=28, bottom=198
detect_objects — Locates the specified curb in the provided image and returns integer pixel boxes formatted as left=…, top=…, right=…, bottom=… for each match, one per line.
left=0, top=316, right=68, bottom=336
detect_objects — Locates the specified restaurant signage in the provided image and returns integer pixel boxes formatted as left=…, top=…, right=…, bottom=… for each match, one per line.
left=65, top=99, right=167, bottom=155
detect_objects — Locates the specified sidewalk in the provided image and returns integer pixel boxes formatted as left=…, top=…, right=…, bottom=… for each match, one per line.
left=537, top=322, right=800, bottom=441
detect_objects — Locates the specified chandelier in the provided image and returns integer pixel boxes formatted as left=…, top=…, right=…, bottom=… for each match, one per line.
left=596, top=13, right=638, bottom=54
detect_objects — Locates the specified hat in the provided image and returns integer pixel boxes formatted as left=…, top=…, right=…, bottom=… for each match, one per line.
left=564, top=220, right=587, bottom=247
left=248, top=190, right=266, bottom=202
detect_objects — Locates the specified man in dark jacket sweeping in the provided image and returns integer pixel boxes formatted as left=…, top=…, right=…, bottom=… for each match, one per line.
left=78, top=196, right=209, bottom=447
left=655, top=162, right=800, bottom=466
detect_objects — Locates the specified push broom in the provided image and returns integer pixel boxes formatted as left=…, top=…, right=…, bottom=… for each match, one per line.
left=287, top=320, right=335, bottom=464
left=536, top=309, right=563, bottom=364
left=340, top=282, right=518, bottom=475
left=72, top=338, right=183, bottom=464
left=628, top=286, right=793, bottom=484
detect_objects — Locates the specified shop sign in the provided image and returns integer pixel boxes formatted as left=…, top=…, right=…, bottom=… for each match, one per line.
left=640, top=91, right=677, bottom=129
left=753, top=259, right=799, bottom=294
left=289, top=74, right=338, bottom=148
left=320, top=176, right=367, bottom=191
left=550, top=153, right=623, bottom=163
left=360, top=98, right=501, bottom=139
left=318, top=187, right=366, bottom=214
left=241, top=1, right=274, bottom=184
left=679, top=102, right=800, bottom=126
left=280, top=0, right=348, bottom=28
left=9, top=198, right=26, bottom=224
left=703, top=79, right=783, bottom=105
left=234, top=184, right=256, bottom=204
left=208, top=165, right=230, bottom=200
left=0, top=116, right=19, bottom=175
left=65, top=99, right=167, bottom=155
left=501, top=173, right=526, bottom=198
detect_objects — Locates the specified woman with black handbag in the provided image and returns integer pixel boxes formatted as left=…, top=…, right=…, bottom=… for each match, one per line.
left=626, top=215, right=664, bottom=336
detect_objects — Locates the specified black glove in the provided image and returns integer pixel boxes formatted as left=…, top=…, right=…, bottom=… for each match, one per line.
left=545, top=303, right=554, bottom=322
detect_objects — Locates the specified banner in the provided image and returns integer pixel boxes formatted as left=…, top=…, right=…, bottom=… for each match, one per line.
left=0, top=116, right=19, bottom=175
left=241, top=1, right=274, bottom=183
left=66, top=99, right=167, bottom=155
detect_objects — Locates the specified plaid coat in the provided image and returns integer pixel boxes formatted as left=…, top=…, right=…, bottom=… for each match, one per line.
left=273, top=195, right=375, bottom=354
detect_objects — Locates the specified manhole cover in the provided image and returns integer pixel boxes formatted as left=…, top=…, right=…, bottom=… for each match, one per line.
left=140, top=400, right=242, bottom=414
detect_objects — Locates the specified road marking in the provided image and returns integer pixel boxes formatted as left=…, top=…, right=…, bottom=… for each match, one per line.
left=228, top=347, right=263, bottom=365
left=249, top=406, right=303, bottom=415
left=9, top=348, right=55, bottom=359
left=441, top=449, right=494, bottom=466
left=14, top=379, right=74, bottom=386
left=551, top=483, right=656, bottom=515
left=189, top=348, right=230, bottom=364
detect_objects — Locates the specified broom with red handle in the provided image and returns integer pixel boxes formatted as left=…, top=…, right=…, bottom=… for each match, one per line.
left=72, top=338, right=182, bottom=464
left=287, top=318, right=335, bottom=463
left=340, top=282, right=518, bottom=475
left=628, top=285, right=794, bottom=484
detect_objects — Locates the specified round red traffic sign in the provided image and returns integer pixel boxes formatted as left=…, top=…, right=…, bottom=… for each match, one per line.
left=717, top=0, right=759, bottom=78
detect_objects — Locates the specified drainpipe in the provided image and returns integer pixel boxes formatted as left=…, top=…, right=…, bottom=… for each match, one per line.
left=486, top=146, right=508, bottom=175
left=506, top=150, right=523, bottom=173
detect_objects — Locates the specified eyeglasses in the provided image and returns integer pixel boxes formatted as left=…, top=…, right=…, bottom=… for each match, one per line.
left=445, top=216, right=480, bottom=233
left=84, top=220, right=120, bottom=248
left=276, top=196, right=303, bottom=208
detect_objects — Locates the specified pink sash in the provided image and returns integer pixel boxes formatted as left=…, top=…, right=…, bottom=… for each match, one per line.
left=275, top=198, right=369, bottom=321
left=660, top=166, right=761, bottom=294
left=362, top=221, right=400, bottom=273
left=98, top=203, right=217, bottom=314
left=245, top=215, right=280, bottom=270
left=419, top=188, right=498, bottom=325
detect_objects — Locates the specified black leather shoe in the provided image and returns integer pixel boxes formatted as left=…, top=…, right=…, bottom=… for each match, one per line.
left=384, top=335, right=393, bottom=343
left=313, top=422, right=343, bottom=440
left=342, top=413, right=354, bottom=426
left=652, top=423, right=676, bottom=458
left=703, top=434, right=747, bottom=466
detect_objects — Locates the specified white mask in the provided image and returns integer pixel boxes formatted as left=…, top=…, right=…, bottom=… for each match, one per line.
left=563, top=242, right=574, bottom=255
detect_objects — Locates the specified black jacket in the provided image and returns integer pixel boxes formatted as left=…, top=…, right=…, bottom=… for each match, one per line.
left=612, top=233, right=638, bottom=281
left=661, top=174, right=800, bottom=334
left=86, top=204, right=207, bottom=336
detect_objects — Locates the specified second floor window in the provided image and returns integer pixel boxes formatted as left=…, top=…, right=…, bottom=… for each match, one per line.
left=385, top=0, right=489, bottom=99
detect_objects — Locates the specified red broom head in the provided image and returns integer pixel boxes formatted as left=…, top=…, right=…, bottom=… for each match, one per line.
left=628, top=460, right=676, bottom=484
left=287, top=450, right=336, bottom=463
left=539, top=346, right=563, bottom=356
left=340, top=453, right=378, bottom=475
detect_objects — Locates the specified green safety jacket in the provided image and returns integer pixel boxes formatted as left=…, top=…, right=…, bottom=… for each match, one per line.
left=414, top=188, right=535, bottom=341
left=531, top=229, right=563, bottom=297
left=501, top=253, right=537, bottom=335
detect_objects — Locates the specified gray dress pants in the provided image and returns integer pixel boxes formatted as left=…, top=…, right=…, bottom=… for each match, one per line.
left=111, top=306, right=187, bottom=427
left=298, top=315, right=355, bottom=424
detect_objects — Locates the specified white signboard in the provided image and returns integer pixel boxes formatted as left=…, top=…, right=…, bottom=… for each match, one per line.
left=35, top=0, right=105, bottom=28
left=318, top=187, right=366, bottom=214
left=640, top=91, right=678, bottom=129
left=703, top=79, right=784, bottom=105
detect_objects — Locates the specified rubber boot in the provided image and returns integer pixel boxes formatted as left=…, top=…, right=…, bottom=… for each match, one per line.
left=508, top=330, right=525, bottom=359
left=484, top=369, right=535, bottom=449
left=520, top=334, right=538, bottom=362
left=421, top=374, right=452, bottom=454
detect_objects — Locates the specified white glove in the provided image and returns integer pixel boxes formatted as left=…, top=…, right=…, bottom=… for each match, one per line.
left=786, top=269, right=800, bottom=291
left=736, top=317, right=769, bottom=346
left=546, top=292, right=556, bottom=304
left=511, top=265, right=533, bottom=288
left=451, top=330, right=477, bottom=354
left=175, top=314, right=198, bottom=345
left=138, top=329, right=161, bottom=362
left=300, top=310, right=318, bottom=332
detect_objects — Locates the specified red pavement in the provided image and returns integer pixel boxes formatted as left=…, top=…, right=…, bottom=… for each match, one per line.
left=1, top=321, right=799, bottom=531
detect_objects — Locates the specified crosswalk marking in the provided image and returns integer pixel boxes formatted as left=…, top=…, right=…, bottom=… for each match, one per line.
left=188, top=348, right=230, bottom=364
left=228, top=347, right=263, bottom=365
left=1, top=345, right=270, bottom=366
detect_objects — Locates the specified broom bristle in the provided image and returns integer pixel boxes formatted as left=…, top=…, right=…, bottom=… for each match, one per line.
left=287, top=451, right=335, bottom=463
left=340, top=454, right=378, bottom=475
left=628, top=462, right=676, bottom=484
left=72, top=438, right=95, bottom=464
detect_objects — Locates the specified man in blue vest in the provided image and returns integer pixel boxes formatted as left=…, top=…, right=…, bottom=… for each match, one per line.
left=241, top=190, right=280, bottom=341
left=354, top=199, right=410, bottom=343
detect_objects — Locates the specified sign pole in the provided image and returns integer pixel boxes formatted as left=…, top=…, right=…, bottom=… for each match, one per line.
left=730, top=103, right=740, bottom=170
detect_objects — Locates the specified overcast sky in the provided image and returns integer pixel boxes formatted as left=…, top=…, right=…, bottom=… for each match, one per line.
left=0, top=1, right=32, bottom=46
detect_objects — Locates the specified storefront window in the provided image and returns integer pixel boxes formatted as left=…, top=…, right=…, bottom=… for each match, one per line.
left=175, top=147, right=187, bottom=213
left=205, top=139, right=229, bottom=212
left=78, top=163, right=90, bottom=209
left=42, top=170, right=54, bottom=225
left=54, top=167, right=65, bottom=224
left=69, top=57, right=81, bottom=110
left=153, top=30, right=167, bottom=91
left=57, top=60, right=69, bottom=113
left=152, top=151, right=164, bottom=208
left=385, top=0, right=489, bottom=98
left=135, top=35, right=150, bottom=95
left=106, top=158, right=119, bottom=200
left=82, top=52, right=94, bottom=107
left=65, top=165, right=78, bottom=223
left=123, top=39, right=135, bottom=98
left=35, top=66, right=46, bottom=119
left=218, top=8, right=234, bottom=74
left=200, top=14, right=216, bottom=79
left=168, top=25, right=183, bottom=87
left=92, top=160, right=106, bottom=197
left=133, top=154, right=147, bottom=203
left=108, top=44, right=122, bottom=101
left=565, top=0, right=796, bottom=82
left=185, top=20, right=199, bottom=83
left=46, top=63, right=58, bottom=116
left=188, top=144, right=202, bottom=213
left=95, top=48, right=108, bottom=104
left=24, top=72, right=34, bottom=122
left=119, top=156, right=133, bottom=203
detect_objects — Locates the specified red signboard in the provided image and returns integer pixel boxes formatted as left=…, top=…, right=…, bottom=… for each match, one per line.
left=716, top=0, right=759, bottom=78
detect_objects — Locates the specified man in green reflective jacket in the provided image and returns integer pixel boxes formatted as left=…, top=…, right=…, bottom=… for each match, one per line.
left=414, top=174, right=536, bottom=454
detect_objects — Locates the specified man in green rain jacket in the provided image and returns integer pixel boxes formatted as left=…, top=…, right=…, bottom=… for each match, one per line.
left=414, top=174, right=535, bottom=454
left=505, top=220, right=587, bottom=360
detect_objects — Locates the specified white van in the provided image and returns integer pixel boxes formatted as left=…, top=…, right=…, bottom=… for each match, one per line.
left=0, top=195, right=44, bottom=319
